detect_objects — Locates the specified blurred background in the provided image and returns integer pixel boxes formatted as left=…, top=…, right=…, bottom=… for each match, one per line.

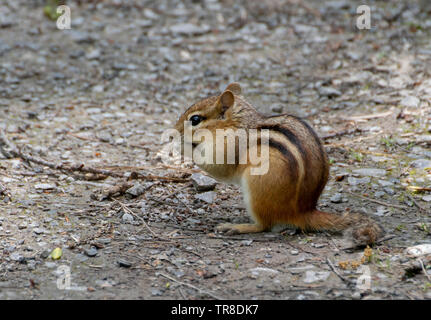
left=1, top=0, right=430, bottom=118
left=1, top=0, right=431, bottom=300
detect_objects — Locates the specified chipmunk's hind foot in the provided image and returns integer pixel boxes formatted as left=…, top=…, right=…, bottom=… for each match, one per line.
left=216, top=223, right=267, bottom=235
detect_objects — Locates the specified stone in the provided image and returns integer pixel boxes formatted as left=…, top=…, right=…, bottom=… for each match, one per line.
left=191, top=173, right=217, bottom=191
left=374, top=206, right=388, bottom=217
left=74, top=254, right=89, bottom=263
left=345, top=51, right=362, bottom=61
left=95, top=279, right=114, bottom=288
left=143, top=9, right=159, bottom=20
left=86, top=49, right=101, bottom=60
left=241, top=240, right=253, bottom=246
left=33, top=228, right=45, bottom=235
left=69, top=31, right=96, bottom=44
left=411, top=159, right=431, bottom=169
left=417, top=135, right=431, bottom=144
left=69, top=50, right=85, bottom=59
left=289, top=265, right=315, bottom=274
left=348, top=176, right=371, bottom=186
left=353, top=168, right=386, bottom=177
left=405, top=244, right=431, bottom=257
left=96, top=238, right=111, bottom=245
left=374, top=191, right=385, bottom=198
left=383, top=187, right=395, bottom=195
left=117, top=259, right=132, bottom=268
left=330, top=193, right=343, bottom=203
left=325, top=1, right=351, bottom=10
left=271, top=104, right=284, bottom=113
left=312, top=243, right=326, bottom=248
left=45, top=262, right=57, bottom=269
left=195, top=191, right=216, bottom=204
left=400, top=96, right=420, bottom=108
left=167, top=267, right=185, bottom=278
left=303, top=270, right=330, bottom=283
left=318, top=87, right=341, bottom=98
left=352, top=291, right=362, bottom=299
left=122, top=213, right=134, bottom=223
left=151, top=289, right=163, bottom=296
left=169, top=23, right=210, bottom=36
left=40, top=250, right=50, bottom=259
left=378, top=179, right=393, bottom=187
left=10, top=252, right=24, bottom=263
left=186, top=218, right=200, bottom=225
left=249, top=267, right=279, bottom=276
left=92, top=85, right=104, bottom=93
left=126, top=183, right=146, bottom=197
left=35, top=183, right=55, bottom=190
left=18, top=223, right=27, bottom=230
left=84, top=247, right=98, bottom=257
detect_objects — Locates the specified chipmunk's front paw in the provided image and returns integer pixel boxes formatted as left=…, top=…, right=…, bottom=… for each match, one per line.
left=215, top=223, right=240, bottom=235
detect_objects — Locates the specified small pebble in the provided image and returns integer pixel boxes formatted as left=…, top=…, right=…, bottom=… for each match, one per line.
left=191, top=173, right=217, bottom=192
left=330, top=193, right=343, bottom=203
left=40, top=250, right=51, bottom=259
left=151, top=288, right=163, bottom=296
left=85, top=247, right=98, bottom=257
left=195, top=191, right=216, bottom=204
left=117, top=259, right=132, bottom=268
left=33, top=228, right=45, bottom=235
left=122, top=213, right=134, bottom=223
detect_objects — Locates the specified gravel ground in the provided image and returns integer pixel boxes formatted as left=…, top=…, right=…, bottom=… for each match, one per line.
left=0, top=0, right=431, bottom=300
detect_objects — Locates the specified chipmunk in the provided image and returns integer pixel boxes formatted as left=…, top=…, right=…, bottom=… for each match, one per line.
left=174, top=83, right=383, bottom=245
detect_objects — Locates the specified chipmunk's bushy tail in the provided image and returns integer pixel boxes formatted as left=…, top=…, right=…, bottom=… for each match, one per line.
left=302, top=209, right=383, bottom=246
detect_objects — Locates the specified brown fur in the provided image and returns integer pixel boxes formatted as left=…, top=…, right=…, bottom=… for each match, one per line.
left=174, top=83, right=383, bottom=245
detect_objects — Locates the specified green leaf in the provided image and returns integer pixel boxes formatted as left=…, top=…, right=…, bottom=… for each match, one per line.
left=50, top=247, right=62, bottom=260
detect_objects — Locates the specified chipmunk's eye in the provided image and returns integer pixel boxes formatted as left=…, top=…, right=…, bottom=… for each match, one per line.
left=189, top=115, right=205, bottom=126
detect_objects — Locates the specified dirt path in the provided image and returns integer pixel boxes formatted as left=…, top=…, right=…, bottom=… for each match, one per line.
left=0, top=0, right=430, bottom=299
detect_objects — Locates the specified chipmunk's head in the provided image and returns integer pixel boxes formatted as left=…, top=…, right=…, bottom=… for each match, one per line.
left=174, top=82, right=242, bottom=139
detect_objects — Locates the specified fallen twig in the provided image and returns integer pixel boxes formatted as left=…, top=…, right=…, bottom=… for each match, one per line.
left=67, top=132, right=151, bottom=150
left=93, top=181, right=134, bottom=201
left=207, top=233, right=285, bottom=243
left=157, top=272, right=224, bottom=300
left=341, top=234, right=396, bottom=251
left=326, top=142, right=397, bottom=158
left=406, top=186, right=431, bottom=192
left=173, top=193, right=195, bottom=214
left=156, top=184, right=192, bottom=202
left=406, top=194, right=429, bottom=214
left=375, top=234, right=396, bottom=244
left=347, top=191, right=408, bottom=210
left=178, top=287, right=187, bottom=299
left=326, top=258, right=353, bottom=286
left=340, top=111, right=393, bottom=122
left=321, top=128, right=362, bottom=141
left=288, top=0, right=321, bottom=18
left=102, top=164, right=198, bottom=175
left=114, top=199, right=171, bottom=242
left=0, top=130, right=187, bottom=183
left=419, top=258, right=431, bottom=281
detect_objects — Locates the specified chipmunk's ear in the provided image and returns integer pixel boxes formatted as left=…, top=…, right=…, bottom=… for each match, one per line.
left=220, top=90, right=235, bottom=109
left=225, top=82, right=241, bottom=95
left=216, top=90, right=235, bottom=116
